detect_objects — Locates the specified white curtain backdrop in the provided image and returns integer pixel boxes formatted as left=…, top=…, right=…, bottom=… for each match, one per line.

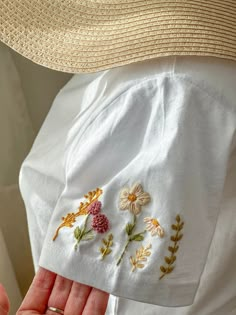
left=0, top=42, right=35, bottom=314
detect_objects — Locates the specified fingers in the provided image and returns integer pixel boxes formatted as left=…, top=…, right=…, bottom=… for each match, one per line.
left=46, top=275, right=73, bottom=315
left=82, top=287, right=109, bottom=315
left=16, top=267, right=108, bottom=315
left=17, top=267, right=57, bottom=315
left=0, top=284, right=10, bottom=315
left=64, top=282, right=92, bottom=314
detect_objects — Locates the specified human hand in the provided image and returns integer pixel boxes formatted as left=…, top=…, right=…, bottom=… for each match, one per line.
left=15, top=267, right=109, bottom=315
left=0, top=284, right=10, bottom=315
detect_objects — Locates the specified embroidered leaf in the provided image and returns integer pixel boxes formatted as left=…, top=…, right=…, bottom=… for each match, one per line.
left=171, top=224, right=178, bottom=230
left=100, top=247, right=105, bottom=254
left=102, top=239, right=108, bottom=246
left=81, top=232, right=94, bottom=241
left=74, top=227, right=81, bottom=240
left=170, top=255, right=176, bottom=264
left=131, top=234, right=144, bottom=241
left=160, top=266, right=166, bottom=273
left=130, top=244, right=152, bottom=272
left=126, top=223, right=134, bottom=235
left=171, top=235, right=177, bottom=242
left=176, top=215, right=180, bottom=223
left=165, top=256, right=171, bottom=264
left=105, top=248, right=112, bottom=255
left=166, top=266, right=174, bottom=273
left=168, top=246, right=175, bottom=253
left=137, top=263, right=145, bottom=269
left=177, top=234, right=183, bottom=241
left=174, top=245, right=179, bottom=253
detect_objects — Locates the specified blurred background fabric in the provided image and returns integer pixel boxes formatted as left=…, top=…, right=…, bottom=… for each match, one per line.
left=0, top=41, right=71, bottom=314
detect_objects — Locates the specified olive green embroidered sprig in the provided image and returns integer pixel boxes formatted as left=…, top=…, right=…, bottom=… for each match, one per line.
left=74, top=215, right=94, bottom=250
left=159, top=215, right=184, bottom=280
left=99, top=233, right=113, bottom=260
left=116, top=214, right=147, bottom=266
left=130, top=244, right=152, bottom=272
left=117, top=183, right=151, bottom=266
left=53, top=188, right=103, bottom=241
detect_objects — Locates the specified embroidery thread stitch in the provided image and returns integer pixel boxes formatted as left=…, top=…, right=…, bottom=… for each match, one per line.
left=99, top=233, right=113, bottom=260
left=119, top=182, right=151, bottom=215
left=130, top=243, right=152, bottom=272
left=159, top=214, right=184, bottom=279
left=144, top=217, right=164, bottom=237
left=116, top=183, right=151, bottom=266
left=74, top=202, right=110, bottom=250
left=74, top=216, right=94, bottom=250
left=53, top=188, right=103, bottom=241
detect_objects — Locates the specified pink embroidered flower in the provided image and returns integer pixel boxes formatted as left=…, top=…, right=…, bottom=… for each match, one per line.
left=88, top=200, right=102, bottom=215
left=92, top=214, right=109, bottom=233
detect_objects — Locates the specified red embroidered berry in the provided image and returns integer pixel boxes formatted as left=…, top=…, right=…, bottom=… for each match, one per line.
left=88, top=201, right=102, bottom=215
left=91, top=213, right=109, bottom=233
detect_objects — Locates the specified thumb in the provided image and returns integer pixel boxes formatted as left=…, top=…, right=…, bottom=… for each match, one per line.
left=0, top=284, right=10, bottom=315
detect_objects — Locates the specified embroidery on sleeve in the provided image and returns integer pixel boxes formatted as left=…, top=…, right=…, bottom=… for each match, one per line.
left=130, top=243, right=152, bottom=272
left=159, top=214, right=184, bottom=279
left=74, top=201, right=110, bottom=250
left=53, top=188, right=103, bottom=241
left=144, top=217, right=164, bottom=237
left=99, top=233, right=113, bottom=260
left=116, top=183, right=151, bottom=266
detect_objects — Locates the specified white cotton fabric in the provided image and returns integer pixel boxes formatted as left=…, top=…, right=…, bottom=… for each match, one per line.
left=19, top=56, right=236, bottom=314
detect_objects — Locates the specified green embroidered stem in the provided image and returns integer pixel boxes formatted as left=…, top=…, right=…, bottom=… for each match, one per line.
left=116, top=239, right=130, bottom=266
left=74, top=215, right=94, bottom=250
left=117, top=214, right=146, bottom=266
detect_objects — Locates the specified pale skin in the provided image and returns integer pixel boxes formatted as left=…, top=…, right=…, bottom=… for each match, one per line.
left=0, top=267, right=109, bottom=315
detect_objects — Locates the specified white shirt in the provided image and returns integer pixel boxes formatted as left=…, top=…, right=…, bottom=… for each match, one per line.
left=19, top=56, right=236, bottom=314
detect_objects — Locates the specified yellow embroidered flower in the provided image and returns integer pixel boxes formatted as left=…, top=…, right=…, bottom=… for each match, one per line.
left=144, top=217, right=164, bottom=237
left=119, top=183, right=151, bottom=215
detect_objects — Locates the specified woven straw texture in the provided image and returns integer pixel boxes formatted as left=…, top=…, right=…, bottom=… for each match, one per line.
left=0, top=0, right=236, bottom=73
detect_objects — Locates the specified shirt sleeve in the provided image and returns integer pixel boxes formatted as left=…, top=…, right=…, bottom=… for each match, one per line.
left=35, top=73, right=236, bottom=307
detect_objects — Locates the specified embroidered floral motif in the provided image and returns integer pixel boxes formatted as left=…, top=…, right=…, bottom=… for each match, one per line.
left=119, top=183, right=151, bottom=215
left=116, top=183, right=151, bottom=266
left=73, top=201, right=110, bottom=250
left=99, top=233, right=113, bottom=260
left=144, top=217, right=164, bottom=237
left=74, top=217, right=94, bottom=250
left=92, top=213, right=109, bottom=233
left=130, top=244, right=152, bottom=272
left=53, top=188, right=103, bottom=241
left=159, top=215, right=184, bottom=279
left=88, top=200, right=102, bottom=215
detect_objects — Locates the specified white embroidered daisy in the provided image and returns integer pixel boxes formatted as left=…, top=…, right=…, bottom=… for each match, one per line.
left=144, top=217, right=164, bottom=237
left=119, top=183, right=151, bottom=215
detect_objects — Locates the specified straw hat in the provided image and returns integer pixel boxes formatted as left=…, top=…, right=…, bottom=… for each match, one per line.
left=0, top=0, right=236, bottom=73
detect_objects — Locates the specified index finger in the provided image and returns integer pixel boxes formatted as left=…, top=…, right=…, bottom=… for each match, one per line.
left=17, top=267, right=56, bottom=315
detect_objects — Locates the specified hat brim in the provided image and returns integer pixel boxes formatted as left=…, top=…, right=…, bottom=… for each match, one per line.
left=0, top=0, right=236, bottom=73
